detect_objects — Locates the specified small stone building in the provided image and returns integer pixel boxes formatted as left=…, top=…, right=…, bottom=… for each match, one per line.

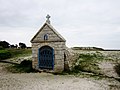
left=31, top=15, right=67, bottom=72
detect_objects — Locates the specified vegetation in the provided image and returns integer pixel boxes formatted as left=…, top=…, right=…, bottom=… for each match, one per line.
left=54, top=52, right=106, bottom=78
left=0, top=41, right=10, bottom=48
left=54, top=52, right=105, bottom=78
left=0, top=50, right=12, bottom=60
left=0, top=40, right=29, bottom=60
left=71, top=52, right=104, bottom=74
left=0, top=46, right=4, bottom=50
left=0, top=48, right=33, bottom=73
left=7, top=60, right=36, bottom=73
left=19, top=42, right=27, bottom=49
left=0, top=49, right=31, bottom=60
left=0, top=40, right=33, bottom=73
left=7, top=48, right=31, bottom=57
left=0, top=40, right=27, bottom=49
left=72, top=47, right=104, bottom=51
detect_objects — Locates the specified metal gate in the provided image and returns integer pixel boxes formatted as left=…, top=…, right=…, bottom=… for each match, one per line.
left=38, top=46, right=54, bottom=69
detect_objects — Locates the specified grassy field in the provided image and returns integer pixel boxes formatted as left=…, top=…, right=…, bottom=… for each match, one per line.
left=0, top=48, right=32, bottom=60
left=72, top=52, right=103, bottom=74
left=0, top=48, right=32, bottom=73
left=60, top=50, right=120, bottom=80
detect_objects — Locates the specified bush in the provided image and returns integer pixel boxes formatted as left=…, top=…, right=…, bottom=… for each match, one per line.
left=0, top=41, right=10, bottom=48
left=0, top=46, right=4, bottom=50
left=18, top=60, right=33, bottom=72
left=20, top=60, right=32, bottom=67
left=8, top=60, right=35, bottom=73
left=0, top=50, right=12, bottom=60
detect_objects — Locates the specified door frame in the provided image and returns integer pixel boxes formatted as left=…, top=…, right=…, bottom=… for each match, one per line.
left=38, top=46, right=54, bottom=70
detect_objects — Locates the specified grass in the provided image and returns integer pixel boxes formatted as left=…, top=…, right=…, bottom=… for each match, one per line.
left=0, top=48, right=33, bottom=73
left=2, top=48, right=119, bottom=80
left=71, top=52, right=104, bottom=75
left=0, top=50, right=12, bottom=60
left=54, top=52, right=106, bottom=79
left=7, top=48, right=32, bottom=57
left=6, top=60, right=36, bottom=73
left=0, top=48, right=31, bottom=60
left=53, top=51, right=118, bottom=80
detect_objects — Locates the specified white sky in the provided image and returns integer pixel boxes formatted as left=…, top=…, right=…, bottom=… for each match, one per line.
left=0, top=0, right=120, bottom=49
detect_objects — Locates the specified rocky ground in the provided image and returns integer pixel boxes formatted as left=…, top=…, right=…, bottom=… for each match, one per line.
left=0, top=51, right=120, bottom=90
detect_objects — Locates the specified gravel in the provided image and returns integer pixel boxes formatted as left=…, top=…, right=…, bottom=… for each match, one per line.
left=0, top=73, right=109, bottom=90
left=1, top=70, right=120, bottom=90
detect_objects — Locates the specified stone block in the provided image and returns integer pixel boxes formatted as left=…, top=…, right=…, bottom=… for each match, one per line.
left=55, top=59, right=64, bottom=65
left=54, top=65, right=64, bottom=73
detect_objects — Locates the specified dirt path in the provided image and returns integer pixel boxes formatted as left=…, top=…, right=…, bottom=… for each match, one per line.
left=0, top=60, right=120, bottom=90
left=0, top=72, right=109, bottom=90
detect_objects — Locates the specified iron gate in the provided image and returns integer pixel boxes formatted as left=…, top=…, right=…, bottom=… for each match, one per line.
left=38, top=46, right=54, bottom=69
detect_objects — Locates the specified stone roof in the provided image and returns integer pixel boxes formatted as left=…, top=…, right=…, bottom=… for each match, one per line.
left=31, top=22, right=66, bottom=43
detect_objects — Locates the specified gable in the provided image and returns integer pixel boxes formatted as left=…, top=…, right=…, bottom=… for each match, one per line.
left=31, top=22, right=66, bottom=43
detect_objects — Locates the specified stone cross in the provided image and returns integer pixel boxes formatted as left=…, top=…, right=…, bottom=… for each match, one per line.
left=46, top=14, right=51, bottom=24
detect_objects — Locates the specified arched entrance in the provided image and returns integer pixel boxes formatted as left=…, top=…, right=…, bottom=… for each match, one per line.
left=38, top=46, right=54, bottom=70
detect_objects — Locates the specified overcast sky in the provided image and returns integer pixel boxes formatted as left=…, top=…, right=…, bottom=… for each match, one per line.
left=0, top=0, right=120, bottom=49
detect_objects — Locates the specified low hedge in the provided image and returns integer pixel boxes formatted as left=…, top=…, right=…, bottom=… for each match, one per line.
left=0, top=50, right=12, bottom=60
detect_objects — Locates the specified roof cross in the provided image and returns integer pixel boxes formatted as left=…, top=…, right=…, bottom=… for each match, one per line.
left=46, top=14, right=51, bottom=24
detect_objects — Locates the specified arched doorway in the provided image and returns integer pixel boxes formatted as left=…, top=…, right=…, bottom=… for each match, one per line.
left=38, top=46, right=54, bottom=70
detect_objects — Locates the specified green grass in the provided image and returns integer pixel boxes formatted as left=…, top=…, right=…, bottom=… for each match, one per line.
left=0, top=49, right=34, bottom=73
left=54, top=52, right=106, bottom=79
left=7, top=48, right=32, bottom=57
left=70, top=52, right=104, bottom=76
left=57, top=52, right=119, bottom=80
left=0, top=50, right=12, bottom=60
left=0, top=49, right=31, bottom=60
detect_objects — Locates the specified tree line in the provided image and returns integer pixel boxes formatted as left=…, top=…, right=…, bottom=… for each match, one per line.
left=0, top=41, right=27, bottom=49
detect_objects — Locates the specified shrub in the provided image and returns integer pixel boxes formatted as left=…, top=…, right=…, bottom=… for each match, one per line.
left=0, top=41, right=10, bottom=48
left=0, top=46, right=4, bottom=50
left=0, top=50, right=12, bottom=60
left=20, top=60, right=32, bottom=67
left=7, top=60, right=36, bottom=73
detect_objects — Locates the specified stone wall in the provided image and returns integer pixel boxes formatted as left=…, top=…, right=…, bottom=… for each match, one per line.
left=32, top=24, right=64, bottom=42
left=64, top=48, right=80, bottom=70
left=32, top=41, right=66, bottom=72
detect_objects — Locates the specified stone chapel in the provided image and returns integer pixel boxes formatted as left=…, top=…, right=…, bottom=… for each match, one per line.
left=31, top=15, right=69, bottom=72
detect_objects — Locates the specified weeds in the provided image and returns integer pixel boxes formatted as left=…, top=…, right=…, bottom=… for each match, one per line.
left=7, top=60, right=36, bottom=73
left=72, top=52, right=104, bottom=75
left=53, top=52, right=105, bottom=78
